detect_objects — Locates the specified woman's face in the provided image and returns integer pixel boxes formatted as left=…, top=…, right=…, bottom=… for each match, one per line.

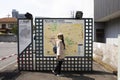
left=58, top=35, right=63, bottom=40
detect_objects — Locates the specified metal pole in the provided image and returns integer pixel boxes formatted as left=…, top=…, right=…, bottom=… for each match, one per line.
left=118, top=34, right=120, bottom=80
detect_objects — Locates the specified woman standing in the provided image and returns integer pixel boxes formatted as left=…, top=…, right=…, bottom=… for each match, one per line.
left=52, top=33, right=65, bottom=76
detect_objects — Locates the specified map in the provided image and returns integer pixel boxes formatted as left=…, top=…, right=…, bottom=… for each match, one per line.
left=44, top=19, right=84, bottom=56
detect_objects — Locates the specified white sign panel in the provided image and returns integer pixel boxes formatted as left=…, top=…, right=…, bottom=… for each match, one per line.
left=19, top=19, right=32, bottom=54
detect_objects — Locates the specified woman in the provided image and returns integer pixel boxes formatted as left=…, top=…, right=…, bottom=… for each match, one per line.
left=52, top=33, right=65, bottom=76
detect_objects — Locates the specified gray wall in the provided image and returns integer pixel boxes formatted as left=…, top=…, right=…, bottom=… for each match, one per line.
left=105, top=18, right=120, bottom=45
left=94, top=22, right=105, bottom=41
left=94, top=0, right=120, bottom=20
left=0, top=35, right=17, bottom=42
left=94, top=0, right=120, bottom=45
left=95, top=18, right=120, bottom=45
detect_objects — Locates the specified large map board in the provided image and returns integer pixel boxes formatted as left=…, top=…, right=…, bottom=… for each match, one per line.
left=44, top=19, right=84, bottom=56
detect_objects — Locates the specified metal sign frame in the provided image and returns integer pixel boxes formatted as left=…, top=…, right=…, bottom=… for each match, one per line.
left=17, top=18, right=93, bottom=71
left=18, top=18, right=33, bottom=71
left=34, top=18, right=93, bottom=71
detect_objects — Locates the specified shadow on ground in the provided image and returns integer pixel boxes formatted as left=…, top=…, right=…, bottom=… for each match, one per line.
left=63, top=73, right=95, bottom=80
left=0, top=69, right=21, bottom=80
left=60, top=70, right=114, bottom=80
left=0, top=70, right=115, bottom=80
left=91, top=70, right=114, bottom=75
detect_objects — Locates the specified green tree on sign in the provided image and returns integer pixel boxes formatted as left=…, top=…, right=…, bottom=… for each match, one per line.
left=51, top=23, right=57, bottom=32
left=65, top=37, right=74, bottom=45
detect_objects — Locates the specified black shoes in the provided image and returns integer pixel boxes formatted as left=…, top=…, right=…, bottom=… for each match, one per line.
left=52, top=70, right=64, bottom=77
left=52, top=70, right=57, bottom=75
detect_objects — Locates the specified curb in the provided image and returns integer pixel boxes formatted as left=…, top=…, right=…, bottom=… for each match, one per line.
left=93, top=57, right=117, bottom=75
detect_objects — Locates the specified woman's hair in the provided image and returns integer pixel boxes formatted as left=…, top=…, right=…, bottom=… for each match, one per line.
left=61, top=35, right=65, bottom=49
left=58, top=34, right=65, bottom=49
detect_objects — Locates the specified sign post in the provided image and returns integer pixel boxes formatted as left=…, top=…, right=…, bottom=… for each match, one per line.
left=118, top=34, right=120, bottom=80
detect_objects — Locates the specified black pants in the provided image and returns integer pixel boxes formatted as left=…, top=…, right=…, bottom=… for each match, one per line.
left=54, top=60, right=63, bottom=74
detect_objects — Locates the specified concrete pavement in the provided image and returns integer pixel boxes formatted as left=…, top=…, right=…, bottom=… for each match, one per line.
left=0, top=42, right=17, bottom=70
left=0, top=61, right=117, bottom=80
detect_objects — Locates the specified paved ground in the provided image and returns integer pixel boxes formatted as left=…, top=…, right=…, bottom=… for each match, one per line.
left=0, top=42, right=17, bottom=58
left=0, top=42, right=17, bottom=70
left=0, top=62, right=117, bottom=80
left=0, top=42, right=117, bottom=80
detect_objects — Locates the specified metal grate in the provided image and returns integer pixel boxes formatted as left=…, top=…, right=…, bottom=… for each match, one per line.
left=18, top=19, right=33, bottom=71
left=18, top=18, right=93, bottom=71
left=35, top=18, right=93, bottom=71
left=18, top=43, right=33, bottom=71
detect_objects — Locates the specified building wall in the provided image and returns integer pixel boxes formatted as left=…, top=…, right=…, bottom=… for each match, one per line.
left=0, top=35, right=17, bottom=42
left=94, top=0, right=120, bottom=20
left=95, top=18, right=120, bottom=45
left=94, top=0, right=120, bottom=72
left=0, top=24, right=1, bottom=28
left=105, top=18, right=120, bottom=45
left=0, top=23, right=11, bottom=28
left=94, top=22, right=105, bottom=41
left=12, top=9, right=18, bottom=18
left=93, top=42, right=118, bottom=70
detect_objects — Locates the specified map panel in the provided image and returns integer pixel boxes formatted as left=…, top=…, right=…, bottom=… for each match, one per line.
left=44, top=19, right=84, bottom=56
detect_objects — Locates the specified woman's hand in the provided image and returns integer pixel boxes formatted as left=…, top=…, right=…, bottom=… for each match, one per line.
left=56, top=55, right=61, bottom=60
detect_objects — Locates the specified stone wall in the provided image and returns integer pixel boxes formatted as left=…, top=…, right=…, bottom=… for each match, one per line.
left=0, top=35, right=17, bottom=42
left=93, top=42, right=118, bottom=70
